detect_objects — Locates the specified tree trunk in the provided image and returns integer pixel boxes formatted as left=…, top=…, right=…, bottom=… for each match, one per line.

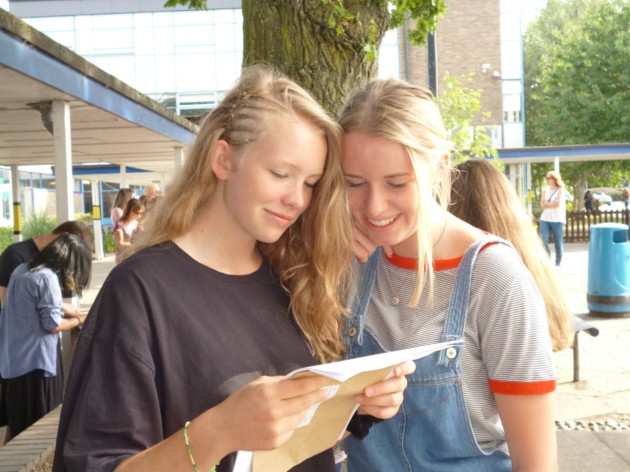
left=242, top=0, right=390, bottom=116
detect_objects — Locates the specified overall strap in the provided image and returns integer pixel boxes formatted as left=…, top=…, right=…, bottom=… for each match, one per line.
left=350, top=248, right=382, bottom=345
left=439, top=235, right=512, bottom=365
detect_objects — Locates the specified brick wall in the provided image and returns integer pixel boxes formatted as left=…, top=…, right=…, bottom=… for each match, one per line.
left=397, top=0, right=503, bottom=130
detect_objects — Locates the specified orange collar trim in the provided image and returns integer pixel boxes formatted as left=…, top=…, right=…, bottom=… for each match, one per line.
left=384, top=240, right=497, bottom=271
left=384, top=252, right=463, bottom=271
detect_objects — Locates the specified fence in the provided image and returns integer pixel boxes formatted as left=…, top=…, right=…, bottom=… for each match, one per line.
left=564, top=210, right=630, bottom=243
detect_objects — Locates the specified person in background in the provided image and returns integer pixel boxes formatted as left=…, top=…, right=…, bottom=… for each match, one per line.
left=0, top=221, right=92, bottom=308
left=338, top=78, right=557, bottom=471
left=450, top=159, right=573, bottom=352
left=142, top=182, right=162, bottom=200
left=0, top=234, right=91, bottom=445
left=53, top=65, right=413, bottom=472
left=540, top=170, right=566, bottom=267
left=112, top=198, right=144, bottom=264
left=110, top=188, right=134, bottom=228
left=583, top=190, right=594, bottom=212
left=622, top=186, right=630, bottom=210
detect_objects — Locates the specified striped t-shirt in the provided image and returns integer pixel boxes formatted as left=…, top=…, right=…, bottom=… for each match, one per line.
left=347, top=243, right=556, bottom=453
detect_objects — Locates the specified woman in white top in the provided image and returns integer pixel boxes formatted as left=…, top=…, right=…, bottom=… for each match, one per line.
left=539, top=171, right=566, bottom=266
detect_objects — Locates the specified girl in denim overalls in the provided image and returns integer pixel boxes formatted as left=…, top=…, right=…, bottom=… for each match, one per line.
left=338, top=79, right=558, bottom=471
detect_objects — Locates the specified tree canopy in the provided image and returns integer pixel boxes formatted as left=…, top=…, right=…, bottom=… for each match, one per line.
left=524, top=0, right=630, bottom=146
left=524, top=0, right=630, bottom=205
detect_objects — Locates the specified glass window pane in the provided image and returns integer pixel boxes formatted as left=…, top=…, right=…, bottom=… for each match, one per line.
left=93, top=14, right=132, bottom=28
left=214, top=9, right=235, bottom=24
left=75, top=29, right=94, bottom=55
left=93, top=55, right=136, bottom=87
left=500, top=12, right=521, bottom=41
left=93, top=28, right=133, bottom=52
left=174, top=25, right=213, bottom=46
left=75, top=16, right=93, bottom=30
left=155, top=55, right=177, bottom=91
left=176, top=53, right=215, bottom=91
left=216, top=52, right=241, bottom=90
left=173, top=10, right=213, bottom=26
left=135, top=27, right=155, bottom=55
left=153, top=12, right=173, bottom=26
left=134, top=13, right=153, bottom=28
left=500, top=41, right=522, bottom=79
left=30, top=16, right=74, bottom=31
left=502, top=79, right=522, bottom=94
left=135, top=56, right=157, bottom=93
left=154, top=26, right=175, bottom=54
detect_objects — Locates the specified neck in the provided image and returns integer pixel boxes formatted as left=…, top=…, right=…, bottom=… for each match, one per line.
left=173, top=201, right=261, bottom=275
left=33, top=233, right=58, bottom=251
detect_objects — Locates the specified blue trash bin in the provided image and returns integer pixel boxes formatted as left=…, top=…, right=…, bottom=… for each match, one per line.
left=587, top=223, right=630, bottom=315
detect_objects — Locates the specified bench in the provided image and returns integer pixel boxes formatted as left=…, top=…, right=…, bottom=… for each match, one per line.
left=571, top=315, right=600, bottom=382
left=0, top=406, right=60, bottom=472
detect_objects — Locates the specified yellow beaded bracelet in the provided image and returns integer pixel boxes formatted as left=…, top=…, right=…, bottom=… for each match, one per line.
left=184, top=421, right=217, bottom=472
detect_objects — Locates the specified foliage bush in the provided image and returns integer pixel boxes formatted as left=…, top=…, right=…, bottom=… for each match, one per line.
left=0, top=213, right=115, bottom=254
left=23, top=213, right=57, bottom=240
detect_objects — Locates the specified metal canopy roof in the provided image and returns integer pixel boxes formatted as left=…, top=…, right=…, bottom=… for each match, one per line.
left=0, top=9, right=199, bottom=185
left=499, top=143, right=630, bottom=165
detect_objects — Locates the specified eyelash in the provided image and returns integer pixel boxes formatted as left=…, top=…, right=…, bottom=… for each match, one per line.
left=346, top=181, right=406, bottom=189
left=272, top=170, right=318, bottom=189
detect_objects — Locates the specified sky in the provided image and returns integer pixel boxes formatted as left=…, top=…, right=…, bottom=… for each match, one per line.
left=521, top=0, right=548, bottom=25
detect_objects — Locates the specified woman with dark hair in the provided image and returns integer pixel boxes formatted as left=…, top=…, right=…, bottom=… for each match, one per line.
left=0, top=234, right=91, bottom=443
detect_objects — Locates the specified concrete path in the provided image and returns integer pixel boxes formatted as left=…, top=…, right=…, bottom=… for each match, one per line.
left=551, top=243, right=630, bottom=471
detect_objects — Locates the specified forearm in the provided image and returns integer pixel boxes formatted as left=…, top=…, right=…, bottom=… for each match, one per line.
left=116, top=409, right=227, bottom=471
left=51, top=316, right=82, bottom=333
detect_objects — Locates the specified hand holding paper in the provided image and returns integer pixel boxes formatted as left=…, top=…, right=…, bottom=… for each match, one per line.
left=233, top=340, right=462, bottom=472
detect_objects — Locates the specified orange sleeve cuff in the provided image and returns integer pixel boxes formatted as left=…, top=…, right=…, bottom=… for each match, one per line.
left=488, top=378, right=556, bottom=395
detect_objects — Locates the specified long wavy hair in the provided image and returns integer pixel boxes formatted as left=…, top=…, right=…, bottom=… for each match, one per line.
left=134, top=65, right=352, bottom=362
left=450, top=159, right=573, bottom=351
left=29, top=234, right=92, bottom=298
left=338, top=79, right=452, bottom=306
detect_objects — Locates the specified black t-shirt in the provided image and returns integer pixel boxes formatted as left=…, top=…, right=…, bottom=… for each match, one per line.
left=0, top=239, right=39, bottom=287
left=53, top=242, right=335, bottom=472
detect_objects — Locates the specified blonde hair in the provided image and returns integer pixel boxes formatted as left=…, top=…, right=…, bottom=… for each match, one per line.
left=451, top=159, right=573, bottom=351
left=135, top=64, right=352, bottom=362
left=545, top=170, right=565, bottom=188
left=338, top=79, right=452, bottom=306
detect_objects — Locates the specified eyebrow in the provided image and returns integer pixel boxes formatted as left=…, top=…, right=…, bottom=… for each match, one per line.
left=344, top=172, right=413, bottom=179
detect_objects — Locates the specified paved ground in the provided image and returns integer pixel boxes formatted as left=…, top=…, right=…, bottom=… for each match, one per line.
left=549, top=243, right=630, bottom=471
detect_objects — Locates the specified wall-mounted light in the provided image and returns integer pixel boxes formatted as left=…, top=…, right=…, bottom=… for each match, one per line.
left=482, top=63, right=492, bottom=74
left=492, top=70, right=502, bottom=79
left=27, top=101, right=54, bottom=134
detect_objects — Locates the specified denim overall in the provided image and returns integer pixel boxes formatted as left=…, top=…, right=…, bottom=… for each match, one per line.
left=344, top=237, right=512, bottom=471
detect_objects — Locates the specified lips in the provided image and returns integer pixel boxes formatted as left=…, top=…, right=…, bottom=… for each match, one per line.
left=365, top=215, right=398, bottom=231
left=266, top=209, right=294, bottom=226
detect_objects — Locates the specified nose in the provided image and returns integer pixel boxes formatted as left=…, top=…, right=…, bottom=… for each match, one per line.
left=365, top=185, right=387, bottom=217
left=284, top=181, right=310, bottom=211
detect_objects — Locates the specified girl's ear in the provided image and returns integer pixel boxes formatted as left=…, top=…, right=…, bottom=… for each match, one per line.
left=211, top=140, right=233, bottom=181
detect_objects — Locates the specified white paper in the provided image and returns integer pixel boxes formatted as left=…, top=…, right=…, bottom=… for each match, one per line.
left=285, top=340, right=463, bottom=382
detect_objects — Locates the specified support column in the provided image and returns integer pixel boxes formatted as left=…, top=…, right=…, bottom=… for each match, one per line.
left=174, top=146, right=185, bottom=170
left=52, top=100, right=74, bottom=223
left=10, top=165, right=21, bottom=243
left=526, top=162, right=533, bottom=216
left=120, top=164, right=127, bottom=188
left=91, top=179, right=104, bottom=260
